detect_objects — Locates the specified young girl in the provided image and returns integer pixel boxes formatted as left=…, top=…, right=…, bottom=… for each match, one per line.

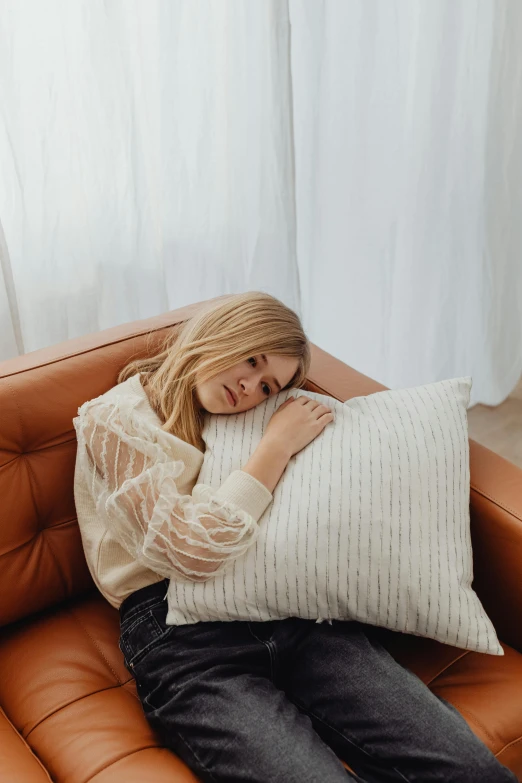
left=73, top=292, right=515, bottom=783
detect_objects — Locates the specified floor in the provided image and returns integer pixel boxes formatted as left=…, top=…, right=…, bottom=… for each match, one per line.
left=467, top=373, right=522, bottom=469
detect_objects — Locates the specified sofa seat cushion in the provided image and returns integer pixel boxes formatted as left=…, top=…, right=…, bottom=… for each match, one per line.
left=0, top=593, right=520, bottom=782
left=0, top=594, right=199, bottom=782
left=0, top=708, right=52, bottom=782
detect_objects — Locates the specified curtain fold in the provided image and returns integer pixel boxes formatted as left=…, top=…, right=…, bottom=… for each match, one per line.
left=0, top=0, right=299, bottom=358
left=289, top=0, right=522, bottom=406
left=1, top=0, right=521, bottom=407
left=0, top=218, right=23, bottom=359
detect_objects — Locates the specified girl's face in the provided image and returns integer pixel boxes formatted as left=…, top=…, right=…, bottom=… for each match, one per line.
left=195, top=354, right=300, bottom=414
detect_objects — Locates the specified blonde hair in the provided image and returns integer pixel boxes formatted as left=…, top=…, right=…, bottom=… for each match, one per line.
left=118, top=292, right=311, bottom=451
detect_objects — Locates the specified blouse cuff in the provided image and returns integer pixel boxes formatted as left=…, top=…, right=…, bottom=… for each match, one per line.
left=212, top=470, right=273, bottom=523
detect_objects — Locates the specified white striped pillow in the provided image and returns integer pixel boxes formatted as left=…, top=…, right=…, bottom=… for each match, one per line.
left=169, top=377, right=502, bottom=655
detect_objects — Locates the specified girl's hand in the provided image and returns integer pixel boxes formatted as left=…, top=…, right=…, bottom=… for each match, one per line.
left=263, top=396, right=334, bottom=458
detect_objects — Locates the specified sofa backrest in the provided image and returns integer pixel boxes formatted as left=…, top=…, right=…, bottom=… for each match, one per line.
left=0, top=301, right=206, bottom=627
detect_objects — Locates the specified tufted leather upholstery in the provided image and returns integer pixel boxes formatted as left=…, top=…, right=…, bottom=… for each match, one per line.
left=0, top=297, right=521, bottom=781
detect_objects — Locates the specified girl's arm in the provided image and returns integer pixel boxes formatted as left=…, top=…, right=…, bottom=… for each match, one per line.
left=242, top=437, right=292, bottom=493
left=74, top=398, right=270, bottom=583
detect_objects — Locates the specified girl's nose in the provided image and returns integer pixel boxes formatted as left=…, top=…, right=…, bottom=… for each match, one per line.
left=239, top=377, right=255, bottom=395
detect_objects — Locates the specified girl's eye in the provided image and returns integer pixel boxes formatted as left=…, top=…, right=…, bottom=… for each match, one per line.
left=248, top=357, right=270, bottom=395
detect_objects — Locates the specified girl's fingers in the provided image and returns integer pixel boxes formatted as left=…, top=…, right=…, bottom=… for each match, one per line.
left=316, top=412, right=334, bottom=424
left=313, top=404, right=332, bottom=418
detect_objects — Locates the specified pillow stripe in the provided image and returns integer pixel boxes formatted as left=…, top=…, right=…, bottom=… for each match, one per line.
left=443, top=382, right=461, bottom=644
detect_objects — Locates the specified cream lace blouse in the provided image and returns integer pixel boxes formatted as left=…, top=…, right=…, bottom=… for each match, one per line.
left=72, top=373, right=273, bottom=609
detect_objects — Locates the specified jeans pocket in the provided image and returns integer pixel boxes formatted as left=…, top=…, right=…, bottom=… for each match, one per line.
left=119, top=607, right=170, bottom=669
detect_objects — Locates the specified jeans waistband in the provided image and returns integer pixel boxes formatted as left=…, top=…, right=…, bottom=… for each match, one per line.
left=119, top=578, right=169, bottom=619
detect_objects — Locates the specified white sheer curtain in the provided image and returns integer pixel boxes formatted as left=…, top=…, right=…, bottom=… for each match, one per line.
left=0, top=0, right=299, bottom=358
left=1, top=1, right=521, bottom=406
left=290, top=0, right=522, bottom=406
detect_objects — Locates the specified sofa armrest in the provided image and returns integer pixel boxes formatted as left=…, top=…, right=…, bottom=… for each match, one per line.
left=468, top=442, right=522, bottom=653
left=306, top=345, right=522, bottom=653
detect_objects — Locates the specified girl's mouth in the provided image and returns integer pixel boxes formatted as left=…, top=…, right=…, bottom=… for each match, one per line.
left=224, top=386, right=237, bottom=407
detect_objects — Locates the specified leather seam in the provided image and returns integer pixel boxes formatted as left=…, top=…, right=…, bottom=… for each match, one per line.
left=470, top=483, right=522, bottom=524
left=496, top=735, right=522, bottom=758
left=23, top=454, right=69, bottom=598
left=0, top=437, right=77, bottom=457
left=2, top=377, right=28, bottom=442
left=0, top=453, right=23, bottom=467
left=122, top=680, right=141, bottom=702
left=0, top=320, right=186, bottom=379
left=0, top=517, right=77, bottom=560
left=41, top=527, right=69, bottom=598
left=0, top=707, right=53, bottom=782
left=24, top=680, right=133, bottom=740
left=84, top=744, right=161, bottom=782
left=67, top=606, right=123, bottom=684
left=444, top=701, right=498, bottom=747
left=424, top=649, right=471, bottom=686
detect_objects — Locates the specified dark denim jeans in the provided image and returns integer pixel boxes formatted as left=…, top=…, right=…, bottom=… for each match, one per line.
left=119, top=579, right=516, bottom=783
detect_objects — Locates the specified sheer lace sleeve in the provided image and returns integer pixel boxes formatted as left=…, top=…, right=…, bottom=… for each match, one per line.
left=73, top=395, right=266, bottom=582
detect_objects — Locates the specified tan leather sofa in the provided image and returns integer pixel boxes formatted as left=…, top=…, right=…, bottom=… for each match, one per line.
left=1, top=298, right=521, bottom=782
